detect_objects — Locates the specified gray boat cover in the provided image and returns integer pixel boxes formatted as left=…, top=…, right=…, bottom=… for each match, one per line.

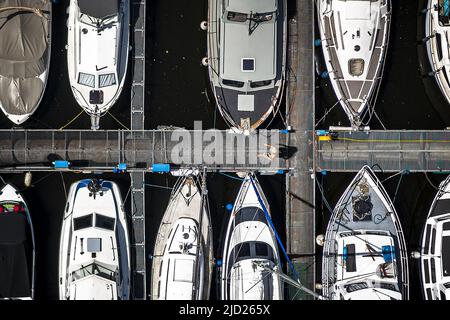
left=0, top=0, right=50, bottom=117
left=78, top=0, right=119, bottom=19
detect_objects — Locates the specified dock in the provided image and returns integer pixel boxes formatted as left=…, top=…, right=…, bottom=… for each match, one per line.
left=284, top=0, right=316, bottom=300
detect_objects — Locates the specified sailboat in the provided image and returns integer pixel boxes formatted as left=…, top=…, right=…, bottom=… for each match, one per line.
left=221, top=173, right=283, bottom=300
left=58, top=179, right=130, bottom=300
left=419, top=175, right=450, bottom=300
left=0, top=0, right=52, bottom=125
left=206, top=0, right=287, bottom=132
left=425, top=0, right=450, bottom=105
left=316, top=0, right=391, bottom=127
left=150, top=174, right=213, bottom=300
left=322, top=166, right=409, bottom=300
left=0, top=183, right=35, bottom=299
left=66, top=0, right=130, bottom=130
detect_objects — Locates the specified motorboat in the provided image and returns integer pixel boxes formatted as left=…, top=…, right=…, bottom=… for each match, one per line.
left=322, top=166, right=409, bottom=300
left=419, top=175, right=450, bottom=300
left=150, top=174, right=213, bottom=300
left=425, top=0, right=450, bottom=106
left=316, top=0, right=391, bottom=127
left=58, top=179, right=130, bottom=300
left=0, top=0, right=52, bottom=125
left=66, top=0, right=130, bottom=130
left=0, top=183, right=35, bottom=299
left=221, top=173, right=283, bottom=300
left=206, top=0, right=287, bottom=132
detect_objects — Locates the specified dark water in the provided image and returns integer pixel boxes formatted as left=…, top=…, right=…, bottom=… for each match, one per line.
left=0, top=0, right=443, bottom=300
left=314, top=0, right=450, bottom=300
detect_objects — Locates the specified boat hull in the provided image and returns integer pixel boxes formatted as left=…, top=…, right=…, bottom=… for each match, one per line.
left=322, top=166, right=409, bottom=300
left=206, top=0, right=287, bottom=132
left=316, top=0, right=391, bottom=126
left=150, top=175, right=213, bottom=300
left=66, top=0, right=130, bottom=129
left=0, top=1, right=52, bottom=125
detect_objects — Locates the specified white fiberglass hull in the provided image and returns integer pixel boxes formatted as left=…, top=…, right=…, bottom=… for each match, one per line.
left=150, top=175, right=213, bottom=300
left=221, top=173, right=283, bottom=300
left=66, top=0, right=130, bottom=129
left=420, top=175, right=450, bottom=300
left=322, top=166, right=409, bottom=300
left=316, top=0, right=391, bottom=127
left=58, top=179, right=130, bottom=300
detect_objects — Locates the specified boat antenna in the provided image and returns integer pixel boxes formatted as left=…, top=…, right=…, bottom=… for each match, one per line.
left=191, top=168, right=207, bottom=300
left=248, top=174, right=322, bottom=300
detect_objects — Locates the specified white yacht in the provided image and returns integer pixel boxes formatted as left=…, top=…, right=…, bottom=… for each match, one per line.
left=67, top=0, right=130, bottom=130
left=425, top=0, right=450, bottom=105
left=0, top=0, right=51, bottom=125
left=316, top=0, right=391, bottom=127
left=150, top=175, right=213, bottom=300
left=420, top=175, right=450, bottom=300
left=0, top=184, right=35, bottom=299
left=322, top=166, right=409, bottom=300
left=59, top=179, right=130, bottom=300
left=207, top=0, right=287, bottom=132
left=221, top=173, right=283, bottom=300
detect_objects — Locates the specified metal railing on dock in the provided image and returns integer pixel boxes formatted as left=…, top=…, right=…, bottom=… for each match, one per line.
left=317, top=130, right=450, bottom=172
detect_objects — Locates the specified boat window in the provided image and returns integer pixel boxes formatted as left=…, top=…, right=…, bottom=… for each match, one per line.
left=444, top=222, right=450, bottom=231
left=442, top=236, right=450, bottom=277
left=431, top=258, right=437, bottom=283
left=250, top=80, right=272, bottom=88
left=73, top=214, right=93, bottom=230
left=426, top=288, right=432, bottom=300
left=423, top=224, right=432, bottom=254
left=424, top=259, right=430, bottom=284
left=71, top=262, right=116, bottom=282
left=431, top=228, right=436, bottom=255
left=99, top=73, right=117, bottom=88
left=252, top=13, right=273, bottom=23
left=379, top=282, right=399, bottom=292
left=95, top=214, right=115, bottom=231
left=234, top=242, right=251, bottom=258
left=255, top=242, right=269, bottom=256
left=222, top=79, right=245, bottom=88
left=348, top=58, right=365, bottom=77
left=344, top=282, right=368, bottom=293
left=78, top=72, right=95, bottom=88
left=227, top=12, right=247, bottom=22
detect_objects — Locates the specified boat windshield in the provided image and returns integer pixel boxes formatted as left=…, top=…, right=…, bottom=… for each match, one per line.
left=71, top=262, right=117, bottom=282
left=226, top=11, right=274, bottom=35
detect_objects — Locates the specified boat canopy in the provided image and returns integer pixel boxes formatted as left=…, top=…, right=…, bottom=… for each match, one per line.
left=0, top=212, right=31, bottom=298
left=0, top=0, right=50, bottom=116
left=78, top=0, right=119, bottom=19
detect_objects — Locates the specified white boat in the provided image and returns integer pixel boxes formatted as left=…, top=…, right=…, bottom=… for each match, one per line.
left=206, top=0, right=287, bottom=132
left=322, top=166, right=409, bottom=300
left=221, top=173, right=283, bottom=300
left=150, top=175, right=213, bottom=300
left=67, top=0, right=130, bottom=130
left=0, top=183, right=35, bottom=299
left=58, top=179, right=130, bottom=300
left=420, top=175, right=450, bottom=300
left=425, top=0, right=450, bottom=105
left=316, top=0, right=391, bottom=127
left=0, top=0, right=52, bottom=125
